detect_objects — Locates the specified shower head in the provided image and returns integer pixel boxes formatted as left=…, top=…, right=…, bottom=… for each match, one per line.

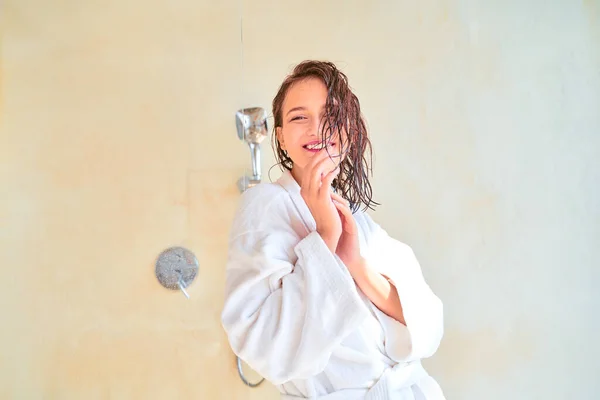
left=236, top=107, right=268, bottom=144
left=235, top=107, right=269, bottom=184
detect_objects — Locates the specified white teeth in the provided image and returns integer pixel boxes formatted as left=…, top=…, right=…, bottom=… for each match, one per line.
left=305, top=142, right=332, bottom=150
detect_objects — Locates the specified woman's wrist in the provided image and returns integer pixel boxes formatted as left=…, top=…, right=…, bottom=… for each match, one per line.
left=349, top=258, right=406, bottom=324
left=317, top=230, right=340, bottom=253
left=346, top=257, right=368, bottom=277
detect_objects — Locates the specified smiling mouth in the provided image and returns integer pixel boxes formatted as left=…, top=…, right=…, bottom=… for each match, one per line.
left=303, top=142, right=335, bottom=151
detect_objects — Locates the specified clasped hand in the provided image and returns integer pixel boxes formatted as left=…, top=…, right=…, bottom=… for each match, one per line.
left=300, top=152, right=363, bottom=269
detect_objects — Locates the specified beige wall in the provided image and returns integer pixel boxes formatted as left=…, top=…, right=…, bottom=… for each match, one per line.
left=2, top=1, right=598, bottom=399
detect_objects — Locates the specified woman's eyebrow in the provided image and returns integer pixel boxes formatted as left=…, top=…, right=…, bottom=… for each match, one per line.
left=286, top=106, right=306, bottom=116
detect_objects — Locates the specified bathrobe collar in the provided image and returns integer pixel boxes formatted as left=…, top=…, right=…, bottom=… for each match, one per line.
left=276, top=169, right=317, bottom=232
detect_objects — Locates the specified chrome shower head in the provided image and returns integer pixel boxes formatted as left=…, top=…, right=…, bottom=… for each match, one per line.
left=236, top=107, right=268, bottom=183
left=236, top=107, right=268, bottom=144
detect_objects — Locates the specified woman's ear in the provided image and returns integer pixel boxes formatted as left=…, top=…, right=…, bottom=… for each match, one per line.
left=276, top=127, right=285, bottom=151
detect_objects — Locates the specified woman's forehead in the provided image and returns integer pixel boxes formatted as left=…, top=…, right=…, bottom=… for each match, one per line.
left=283, top=78, right=327, bottom=111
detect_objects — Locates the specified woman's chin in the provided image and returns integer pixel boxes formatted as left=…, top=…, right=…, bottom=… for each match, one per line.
left=290, top=153, right=341, bottom=180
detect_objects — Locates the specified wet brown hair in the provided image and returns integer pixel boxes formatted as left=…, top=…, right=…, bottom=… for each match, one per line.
left=271, top=60, right=379, bottom=213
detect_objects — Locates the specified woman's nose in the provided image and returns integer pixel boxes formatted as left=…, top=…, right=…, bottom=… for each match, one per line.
left=307, top=118, right=322, bottom=137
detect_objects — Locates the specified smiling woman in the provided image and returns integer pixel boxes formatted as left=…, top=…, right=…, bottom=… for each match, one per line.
left=272, top=61, right=377, bottom=214
left=221, top=60, right=445, bottom=400
left=276, top=78, right=343, bottom=178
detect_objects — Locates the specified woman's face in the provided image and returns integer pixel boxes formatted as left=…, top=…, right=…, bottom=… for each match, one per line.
left=276, top=77, right=346, bottom=183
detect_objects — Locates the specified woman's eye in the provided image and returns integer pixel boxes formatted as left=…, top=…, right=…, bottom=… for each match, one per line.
left=291, top=116, right=306, bottom=122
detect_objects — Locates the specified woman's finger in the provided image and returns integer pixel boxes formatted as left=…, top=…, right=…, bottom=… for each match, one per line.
left=302, top=152, right=320, bottom=195
left=302, top=151, right=327, bottom=196
left=309, top=155, right=336, bottom=199
left=320, top=166, right=340, bottom=198
left=332, top=194, right=357, bottom=234
left=332, top=199, right=357, bottom=232
left=306, top=151, right=331, bottom=195
left=330, top=192, right=349, bottom=207
left=332, top=198, right=351, bottom=219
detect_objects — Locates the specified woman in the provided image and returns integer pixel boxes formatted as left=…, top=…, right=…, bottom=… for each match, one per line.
left=221, top=60, right=445, bottom=399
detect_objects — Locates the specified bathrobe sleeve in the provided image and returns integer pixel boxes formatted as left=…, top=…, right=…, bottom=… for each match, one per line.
left=221, top=190, right=370, bottom=385
left=360, top=212, right=444, bottom=363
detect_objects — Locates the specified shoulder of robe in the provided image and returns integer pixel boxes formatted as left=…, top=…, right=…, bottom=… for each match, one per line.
left=352, top=208, right=378, bottom=237
left=353, top=209, right=413, bottom=254
left=230, top=182, right=292, bottom=237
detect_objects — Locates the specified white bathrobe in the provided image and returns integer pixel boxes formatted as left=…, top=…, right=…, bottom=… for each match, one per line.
left=221, top=170, right=445, bottom=400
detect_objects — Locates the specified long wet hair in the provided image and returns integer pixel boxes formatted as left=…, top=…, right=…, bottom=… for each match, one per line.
left=271, top=60, right=379, bottom=213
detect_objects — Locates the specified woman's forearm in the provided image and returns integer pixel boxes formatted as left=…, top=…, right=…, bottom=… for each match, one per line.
left=347, top=258, right=406, bottom=325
